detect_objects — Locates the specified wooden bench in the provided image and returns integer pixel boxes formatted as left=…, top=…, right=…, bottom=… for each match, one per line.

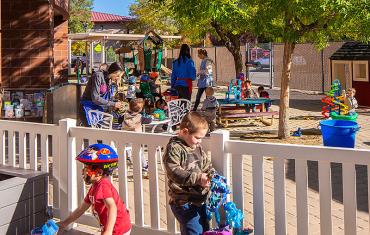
left=217, top=110, right=278, bottom=127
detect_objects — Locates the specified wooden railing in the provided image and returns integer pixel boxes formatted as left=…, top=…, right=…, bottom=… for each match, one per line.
left=1, top=119, right=370, bottom=234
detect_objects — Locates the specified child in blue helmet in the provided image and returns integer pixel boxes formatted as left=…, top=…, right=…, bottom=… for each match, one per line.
left=58, top=144, right=131, bottom=235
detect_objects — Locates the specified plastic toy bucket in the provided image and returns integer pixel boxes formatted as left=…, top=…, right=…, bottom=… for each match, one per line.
left=320, top=120, right=359, bottom=148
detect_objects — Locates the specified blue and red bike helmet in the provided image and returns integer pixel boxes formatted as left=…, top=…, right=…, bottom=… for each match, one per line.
left=76, top=143, right=118, bottom=173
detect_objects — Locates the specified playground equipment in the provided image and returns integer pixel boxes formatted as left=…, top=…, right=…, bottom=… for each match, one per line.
left=115, top=31, right=165, bottom=80
left=321, top=80, right=357, bottom=121
left=225, top=73, right=248, bottom=101
left=138, top=30, right=164, bottom=74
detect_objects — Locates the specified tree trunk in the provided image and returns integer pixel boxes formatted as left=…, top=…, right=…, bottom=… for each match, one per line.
left=210, top=21, right=243, bottom=77
left=229, top=47, right=243, bottom=77
left=278, top=41, right=295, bottom=139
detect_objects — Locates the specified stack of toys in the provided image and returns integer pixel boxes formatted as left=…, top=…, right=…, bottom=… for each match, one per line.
left=2, top=91, right=45, bottom=119
left=225, top=73, right=246, bottom=101
left=204, top=174, right=253, bottom=235
left=321, top=80, right=358, bottom=121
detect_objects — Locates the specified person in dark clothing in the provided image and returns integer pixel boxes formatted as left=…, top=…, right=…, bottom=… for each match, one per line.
left=80, top=62, right=124, bottom=126
left=257, top=86, right=271, bottom=111
left=171, top=44, right=196, bottom=101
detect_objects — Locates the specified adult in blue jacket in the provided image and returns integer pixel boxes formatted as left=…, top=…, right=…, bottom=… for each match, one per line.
left=171, top=44, right=196, bottom=101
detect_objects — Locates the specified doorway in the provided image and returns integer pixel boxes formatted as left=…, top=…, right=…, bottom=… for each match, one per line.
left=331, top=61, right=352, bottom=90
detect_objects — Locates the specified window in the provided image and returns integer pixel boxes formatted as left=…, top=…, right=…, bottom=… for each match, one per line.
left=353, top=61, right=369, bottom=82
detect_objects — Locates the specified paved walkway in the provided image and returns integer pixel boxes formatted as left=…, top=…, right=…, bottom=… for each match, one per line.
left=63, top=87, right=370, bottom=234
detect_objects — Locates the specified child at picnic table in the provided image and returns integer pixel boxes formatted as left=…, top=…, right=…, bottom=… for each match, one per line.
left=244, top=80, right=258, bottom=112
left=258, top=86, right=271, bottom=112
left=58, top=144, right=131, bottom=235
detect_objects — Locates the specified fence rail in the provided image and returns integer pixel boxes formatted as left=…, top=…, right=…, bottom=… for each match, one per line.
left=1, top=119, right=370, bottom=234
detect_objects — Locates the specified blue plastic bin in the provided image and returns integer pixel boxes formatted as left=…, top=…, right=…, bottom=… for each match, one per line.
left=320, top=120, right=359, bottom=148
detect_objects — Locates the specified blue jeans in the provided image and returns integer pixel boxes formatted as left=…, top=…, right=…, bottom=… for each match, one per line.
left=170, top=203, right=209, bottom=235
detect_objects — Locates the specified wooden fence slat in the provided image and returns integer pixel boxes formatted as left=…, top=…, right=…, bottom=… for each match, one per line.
left=273, top=158, right=286, bottom=235
left=118, top=144, right=129, bottom=210
left=295, top=159, right=308, bottom=235
left=252, top=155, right=265, bottom=235
left=0, top=130, right=4, bottom=164
left=132, top=143, right=144, bottom=226
left=41, top=134, right=49, bottom=172
left=165, top=176, right=177, bottom=233
left=8, top=130, right=15, bottom=166
left=30, top=133, right=37, bottom=171
left=19, top=132, right=26, bottom=169
left=52, top=134, right=60, bottom=209
left=232, top=154, right=244, bottom=218
left=319, top=161, right=332, bottom=235
left=148, top=145, right=160, bottom=229
left=343, top=162, right=356, bottom=235
left=76, top=138, right=85, bottom=204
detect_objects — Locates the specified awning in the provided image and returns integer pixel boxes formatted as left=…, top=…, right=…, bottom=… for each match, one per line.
left=68, top=32, right=182, bottom=41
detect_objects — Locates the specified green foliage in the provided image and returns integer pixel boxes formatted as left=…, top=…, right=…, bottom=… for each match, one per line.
left=106, top=46, right=117, bottom=63
left=69, top=0, right=93, bottom=33
left=71, top=41, right=87, bottom=55
left=246, top=0, right=370, bottom=48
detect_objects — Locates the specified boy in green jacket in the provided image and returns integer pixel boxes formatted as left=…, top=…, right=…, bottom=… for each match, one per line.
left=163, top=112, right=215, bottom=235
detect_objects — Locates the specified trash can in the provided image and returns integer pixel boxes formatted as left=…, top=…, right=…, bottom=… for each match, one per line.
left=320, top=120, right=359, bottom=148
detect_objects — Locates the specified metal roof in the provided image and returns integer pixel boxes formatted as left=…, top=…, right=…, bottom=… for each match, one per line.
left=68, top=32, right=182, bottom=41
left=330, top=42, right=370, bottom=60
left=91, top=11, right=133, bottom=23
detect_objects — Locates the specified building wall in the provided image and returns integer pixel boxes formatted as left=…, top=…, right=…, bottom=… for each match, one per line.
left=2, top=0, right=53, bottom=88
left=53, top=19, right=68, bottom=84
left=92, top=23, right=129, bottom=34
left=1, top=0, right=69, bottom=89
left=273, top=42, right=344, bottom=92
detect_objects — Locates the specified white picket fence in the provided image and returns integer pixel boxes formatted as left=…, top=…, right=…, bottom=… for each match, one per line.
left=1, top=118, right=370, bottom=235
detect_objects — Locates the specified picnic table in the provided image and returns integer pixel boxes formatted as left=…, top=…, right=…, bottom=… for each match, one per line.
left=217, top=98, right=278, bottom=127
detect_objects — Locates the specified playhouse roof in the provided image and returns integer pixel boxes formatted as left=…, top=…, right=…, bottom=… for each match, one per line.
left=139, top=30, right=164, bottom=46
left=330, top=42, right=370, bottom=60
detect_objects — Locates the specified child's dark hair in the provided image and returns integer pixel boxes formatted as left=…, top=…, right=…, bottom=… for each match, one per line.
left=178, top=44, right=191, bottom=65
left=180, top=112, right=209, bottom=134
left=198, top=48, right=208, bottom=57
left=129, top=98, right=144, bottom=113
left=258, top=86, right=264, bottom=92
left=89, top=164, right=115, bottom=176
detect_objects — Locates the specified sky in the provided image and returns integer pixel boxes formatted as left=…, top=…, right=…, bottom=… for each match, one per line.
left=93, top=0, right=135, bottom=16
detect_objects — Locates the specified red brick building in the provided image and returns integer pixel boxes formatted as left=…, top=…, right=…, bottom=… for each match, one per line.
left=1, top=0, right=69, bottom=89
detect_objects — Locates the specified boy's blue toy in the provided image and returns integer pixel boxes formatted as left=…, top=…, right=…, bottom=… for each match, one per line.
left=205, top=174, right=253, bottom=234
left=224, top=202, right=244, bottom=229
left=31, top=219, right=59, bottom=235
left=292, top=127, right=302, bottom=137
